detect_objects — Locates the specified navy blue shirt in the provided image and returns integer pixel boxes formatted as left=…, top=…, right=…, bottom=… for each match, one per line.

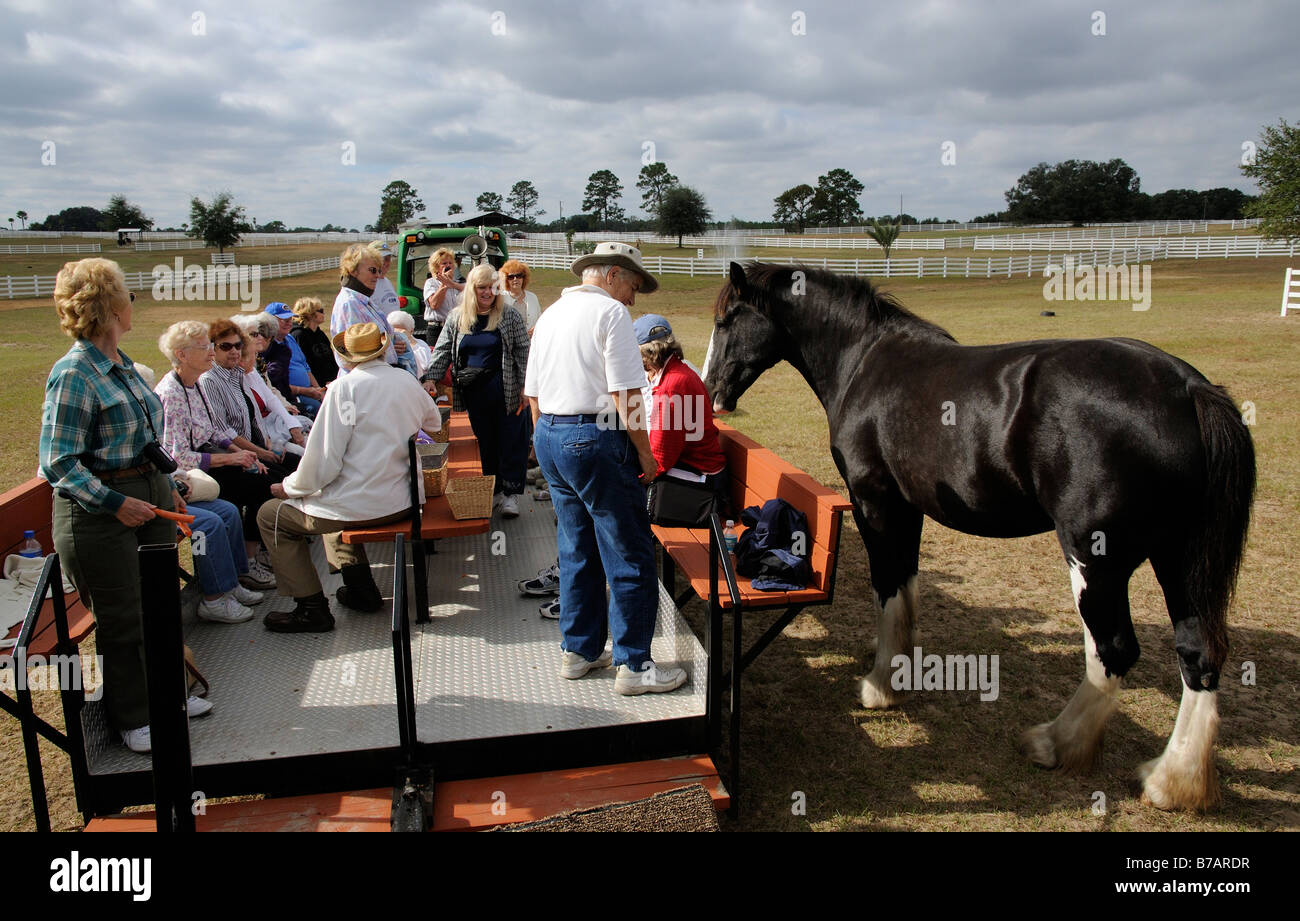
left=459, top=315, right=502, bottom=373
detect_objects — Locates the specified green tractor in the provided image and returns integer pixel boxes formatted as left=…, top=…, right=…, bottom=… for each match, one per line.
left=395, top=224, right=509, bottom=336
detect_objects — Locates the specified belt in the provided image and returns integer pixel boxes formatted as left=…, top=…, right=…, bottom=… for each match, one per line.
left=542, top=413, right=600, bottom=424
left=92, top=462, right=157, bottom=482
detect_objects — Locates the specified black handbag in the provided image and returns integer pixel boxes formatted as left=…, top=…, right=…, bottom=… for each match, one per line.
left=647, top=474, right=718, bottom=528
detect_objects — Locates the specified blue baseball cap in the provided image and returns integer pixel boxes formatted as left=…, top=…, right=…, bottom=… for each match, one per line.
left=633, top=314, right=673, bottom=345
left=265, top=302, right=293, bottom=320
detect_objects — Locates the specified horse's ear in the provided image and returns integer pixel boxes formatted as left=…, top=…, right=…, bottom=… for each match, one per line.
left=729, top=261, right=747, bottom=292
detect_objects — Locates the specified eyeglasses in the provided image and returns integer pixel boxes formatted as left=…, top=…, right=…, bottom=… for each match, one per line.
left=364, top=266, right=381, bottom=275
left=249, top=331, right=266, bottom=338
left=184, top=343, right=214, bottom=353
left=216, top=341, right=242, bottom=352
left=506, top=273, right=524, bottom=281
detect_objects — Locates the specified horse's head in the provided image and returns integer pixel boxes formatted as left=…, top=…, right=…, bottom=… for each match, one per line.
left=703, top=262, right=786, bottom=413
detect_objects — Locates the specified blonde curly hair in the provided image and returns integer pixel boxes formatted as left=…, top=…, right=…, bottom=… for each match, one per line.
left=292, top=296, right=323, bottom=324
left=339, top=243, right=379, bottom=286
left=54, top=258, right=131, bottom=340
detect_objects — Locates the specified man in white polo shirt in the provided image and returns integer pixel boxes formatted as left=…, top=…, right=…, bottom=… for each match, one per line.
left=525, top=242, right=687, bottom=694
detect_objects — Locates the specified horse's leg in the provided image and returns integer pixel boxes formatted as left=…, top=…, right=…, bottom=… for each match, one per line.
left=1020, top=549, right=1140, bottom=773
left=857, top=502, right=923, bottom=710
left=1137, top=552, right=1222, bottom=811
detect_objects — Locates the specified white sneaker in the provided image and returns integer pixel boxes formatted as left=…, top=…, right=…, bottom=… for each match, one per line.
left=559, top=649, right=612, bottom=679
left=121, top=726, right=151, bottom=753
left=198, top=594, right=254, bottom=624
left=240, top=559, right=276, bottom=590
left=615, top=661, right=688, bottom=695
left=230, top=583, right=264, bottom=606
left=501, top=495, right=519, bottom=518
left=187, top=695, right=214, bottom=718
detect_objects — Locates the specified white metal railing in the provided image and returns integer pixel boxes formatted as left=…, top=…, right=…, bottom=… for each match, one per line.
left=0, top=243, right=101, bottom=254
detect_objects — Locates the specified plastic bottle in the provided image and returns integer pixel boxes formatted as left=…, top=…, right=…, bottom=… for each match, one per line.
left=723, top=520, right=738, bottom=554
left=19, top=530, right=43, bottom=558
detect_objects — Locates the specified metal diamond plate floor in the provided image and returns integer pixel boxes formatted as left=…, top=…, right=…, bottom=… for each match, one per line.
left=86, top=481, right=706, bottom=776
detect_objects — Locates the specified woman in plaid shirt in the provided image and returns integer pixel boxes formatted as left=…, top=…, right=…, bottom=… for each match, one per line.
left=39, top=258, right=213, bottom=754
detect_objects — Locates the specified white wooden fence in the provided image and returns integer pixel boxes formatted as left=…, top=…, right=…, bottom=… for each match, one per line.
left=1282, top=268, right=1300, bottom=317
left=0, top=243, right=101, bottom=254
left=1, top=255, right=338, bottom=300
left=974, top=236, right=1297, bottom=257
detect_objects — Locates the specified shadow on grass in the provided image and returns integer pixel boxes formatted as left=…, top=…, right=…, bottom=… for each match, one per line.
left=678, top=543, right=1299, bottom=832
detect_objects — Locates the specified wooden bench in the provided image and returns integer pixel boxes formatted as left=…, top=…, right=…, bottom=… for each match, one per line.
left=0, top=476, right=99, bottom=832
left=0, top=478, right=94, bottom=661
left=651, top=420, right=853, bottom=812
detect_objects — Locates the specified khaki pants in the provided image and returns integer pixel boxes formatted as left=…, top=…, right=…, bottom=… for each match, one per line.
left=53, top=470, right=176, bottom=732
left=256, top=499, right=408, bottom=599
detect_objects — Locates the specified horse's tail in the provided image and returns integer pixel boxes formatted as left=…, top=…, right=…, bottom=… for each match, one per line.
left=1187, top=381, right=1256, bottom=670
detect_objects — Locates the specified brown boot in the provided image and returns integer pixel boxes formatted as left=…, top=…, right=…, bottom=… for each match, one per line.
left=264, top=592, right=334, bottom=633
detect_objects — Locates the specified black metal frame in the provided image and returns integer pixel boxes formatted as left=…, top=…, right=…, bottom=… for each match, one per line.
left=658, top=509, right=846, bottom=816
left=0, top=554, right=92, bottom=832
left=138, top=542, right=196, bottom=832
left=390, top=535, right=432, bottom=831
left=406, top=435, right=432, bottom=624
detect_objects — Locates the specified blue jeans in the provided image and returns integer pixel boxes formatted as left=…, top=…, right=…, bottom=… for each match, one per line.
left=534, top=416, right=657, bottom=670
left=188, top=498, right=249, bottom=595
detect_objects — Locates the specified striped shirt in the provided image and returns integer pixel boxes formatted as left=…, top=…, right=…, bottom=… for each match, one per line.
left=200, top=364, right=267, bottom=447
left=39, top=339, right=165, bottom=514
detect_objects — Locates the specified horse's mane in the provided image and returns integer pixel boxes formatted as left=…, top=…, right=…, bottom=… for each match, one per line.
left=713, top=262, right=956, bottom=343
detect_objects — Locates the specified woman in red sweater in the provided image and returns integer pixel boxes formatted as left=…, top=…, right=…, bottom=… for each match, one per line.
left=634, top=314, right=729, bottom=515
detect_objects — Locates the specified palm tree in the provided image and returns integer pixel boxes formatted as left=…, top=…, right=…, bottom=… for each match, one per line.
left=16, top=210, right=27, bottom=229
left=866, top=219, right=901, bottom=259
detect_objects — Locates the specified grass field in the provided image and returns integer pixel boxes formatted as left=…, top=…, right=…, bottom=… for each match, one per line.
left=1, top=252, right=1297, bottom=832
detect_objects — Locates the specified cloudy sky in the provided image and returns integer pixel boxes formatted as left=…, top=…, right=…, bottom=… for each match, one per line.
left=2, top=0, right=1297, bottom=229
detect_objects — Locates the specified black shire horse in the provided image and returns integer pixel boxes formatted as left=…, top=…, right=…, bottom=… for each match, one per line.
left=703, top=262, right=1254, bottom=811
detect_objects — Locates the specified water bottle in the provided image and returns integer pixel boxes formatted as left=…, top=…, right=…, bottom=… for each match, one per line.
left=19, top=530, right=43, bottom=558
left=723, top=520, right=738, bottom=554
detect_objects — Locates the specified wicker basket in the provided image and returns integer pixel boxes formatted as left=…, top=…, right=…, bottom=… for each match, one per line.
left=417, top=443, right=449, bottom=497
left=446, top=475, right=495, bottom=520
left=422, top=464, right=448, bottom=497
left=431, top=414, right=450, bottom=444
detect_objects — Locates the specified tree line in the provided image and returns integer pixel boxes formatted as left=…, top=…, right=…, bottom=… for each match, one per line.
left=14, top=119, right=1297, bottom=245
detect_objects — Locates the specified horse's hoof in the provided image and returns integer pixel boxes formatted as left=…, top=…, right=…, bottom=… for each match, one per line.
left=1137, top=755, right=1221, bottom=812
left=860, top=676, right=900, bottom=709
left=1019, top=723, right=1060, bottom=769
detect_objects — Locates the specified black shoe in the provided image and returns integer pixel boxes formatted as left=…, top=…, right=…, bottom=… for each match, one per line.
left=264, top=593, right=334, bottom=633
left=337, top=564, right=384, bottom=612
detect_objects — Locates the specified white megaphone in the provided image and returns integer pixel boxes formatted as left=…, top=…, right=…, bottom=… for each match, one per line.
left=464, top=234, right=488, bottom=262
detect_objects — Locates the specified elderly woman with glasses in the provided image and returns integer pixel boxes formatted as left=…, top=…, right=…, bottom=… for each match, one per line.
left=39, top=258, right=207, bottom=753
left=330, top=243, right=397, bottom=373
left=499, top=259, right=541, bottom=335
left=422, top=263, right=530, bottom=517
left=201, top=316, right=289, bottom=476
left=154, top=320, right=273, bottom=624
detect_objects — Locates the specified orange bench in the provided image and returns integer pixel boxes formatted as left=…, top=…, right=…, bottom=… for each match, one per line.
left=0, top=476, right=100, bottom=832
left=651, top=421, right=852, bottom=812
